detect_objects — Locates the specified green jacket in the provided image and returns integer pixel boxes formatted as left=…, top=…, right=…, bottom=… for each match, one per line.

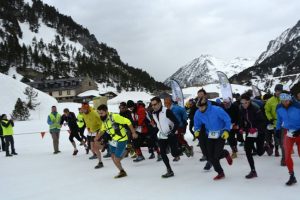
left=264, top=95, right=280, bottom=125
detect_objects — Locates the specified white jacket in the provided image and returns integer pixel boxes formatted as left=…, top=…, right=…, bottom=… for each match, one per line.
left=153, top=107, right=174, bottom=139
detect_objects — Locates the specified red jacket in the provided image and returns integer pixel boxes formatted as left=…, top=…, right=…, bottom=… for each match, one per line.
left=132, top=105, right=148, bottom=134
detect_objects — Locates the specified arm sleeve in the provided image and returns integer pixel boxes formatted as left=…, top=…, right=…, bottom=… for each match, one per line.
left=1, top=121, right=9, bottom=128
left=47, top=116, right=53, bottom=125
left=60, top=115, right=65, bottom=125
left=181, top=107, right=188, bottom=122
left=217, top=108, right=231, bottom=131
left=114, top=114, right=132, bottom=126
left=193, top=111, right=202, bottom=131
left=276, top=109, right=282, bottom=130
left=137, top=107, right=146, bottom=126
left=264, top=101, right=273, bottom=121
left=166, top=109, right=178, bottom=133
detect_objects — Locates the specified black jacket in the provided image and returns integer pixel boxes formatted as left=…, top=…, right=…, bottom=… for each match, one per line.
left=61, top=112, right=78, bottom=130
left=239, top=103, right=266, bottom=132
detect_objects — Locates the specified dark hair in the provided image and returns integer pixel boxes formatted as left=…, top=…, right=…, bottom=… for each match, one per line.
left=241, top=93, right=251, bottom=101
left=119, top=102, right=127, bottom=107
left=197, top=88, right=207, bottom=95
left=52, top=106, right=56, bottom=108
left=151, top=96, right=161, bottom=103
left=97, top=104, right=108, bottom=111
left=126, top=100, right=135, bottom=108
left=63, top=108, right=69, bottom=113
left=263, top=93, right=272, bottom=101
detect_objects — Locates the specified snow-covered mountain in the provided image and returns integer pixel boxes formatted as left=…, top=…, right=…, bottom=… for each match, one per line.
left=0, top=0, right=167, bottom=92
left=164, top=55, right=255, bottom=87
left=255, top=20, right=300, bottom=65
left=231, top=20, right=300, bottom=94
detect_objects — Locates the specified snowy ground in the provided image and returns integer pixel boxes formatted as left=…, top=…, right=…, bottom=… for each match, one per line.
left=1, top=118, right=299, bottom=200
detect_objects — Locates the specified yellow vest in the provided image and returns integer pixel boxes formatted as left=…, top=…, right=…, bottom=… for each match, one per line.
left=1, top=120, right=14, bottom=136
left=101, top=113, right=131, bottom=142
left=49, top=113, right=62, bottom=130
left=77, top=113, right=85, bottom=128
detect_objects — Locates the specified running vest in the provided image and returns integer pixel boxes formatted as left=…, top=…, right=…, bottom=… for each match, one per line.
left=103, top=113, right=128, bottom=142
left=153, top=107, right=174, bottom=139
left=49, top=113, right=62, bottom=130
left=1, top=120, right=14, bottom=136
left=77, top=113, right=85, bottom=128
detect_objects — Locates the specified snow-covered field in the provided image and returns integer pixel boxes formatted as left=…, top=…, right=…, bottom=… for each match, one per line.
left=0, top=73, right=299, bottom=200
left=1, top=109, right=299, bottom=200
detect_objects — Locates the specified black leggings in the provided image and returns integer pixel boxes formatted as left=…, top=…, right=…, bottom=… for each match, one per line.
left=158, top=134, right=181, bottom=171
left=244, top=132, right=265, bottom=171
left=69, top=128, right=83, bottom=143
left=78, top=127, right=87, bottom=141
left=228, top=129, right=238, bottom=151
left=189, top=120, right=195, bottom=136
left=207, top=137, right=229, bottom=174
left=198, top=131, right=209, bottom=157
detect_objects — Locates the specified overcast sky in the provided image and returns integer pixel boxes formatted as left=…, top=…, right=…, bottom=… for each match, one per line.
left=42, top=0, right=300, bottom=81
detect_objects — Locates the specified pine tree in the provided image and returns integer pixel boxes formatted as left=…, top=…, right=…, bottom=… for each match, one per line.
left=12, top=98, right=30, bottom=121
left=24, top=86, right=40, bottom=110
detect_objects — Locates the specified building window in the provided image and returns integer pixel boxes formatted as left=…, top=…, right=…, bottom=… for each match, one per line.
left=59, top=91, right=62, bottom=96
left=49, top=92, right=52, bottom=96
left=67, top=90, right=71, bottom=95
left=89, top=82, right=92, bottom=86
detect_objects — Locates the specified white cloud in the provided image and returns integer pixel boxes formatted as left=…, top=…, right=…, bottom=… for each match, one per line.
left=42, top=0, right=300, bottom=81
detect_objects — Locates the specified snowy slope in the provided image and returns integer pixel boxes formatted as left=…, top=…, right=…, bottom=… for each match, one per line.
left=255, top=20, right=300, bottom=64
left=0, top=73, right=57, bottom=120
left=165, top=55, right=255, bottom=87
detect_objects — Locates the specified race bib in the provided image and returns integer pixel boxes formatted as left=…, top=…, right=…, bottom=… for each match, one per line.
left=287, top=130, right=295, bottom=138
left=208, top=131, right=220, bottom=139
left=109, top=140, right=117, bottom=147
left=247, top=131, right=258, bottom=138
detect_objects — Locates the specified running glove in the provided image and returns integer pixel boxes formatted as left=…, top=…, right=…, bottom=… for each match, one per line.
left=194, top=130, right=200, bottom=138
left=222, top=130, right=229, bottom=140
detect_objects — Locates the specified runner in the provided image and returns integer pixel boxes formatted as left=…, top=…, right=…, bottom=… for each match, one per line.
left=47, top=106, right=61, bottom=154
left=96, top=104, right=138, bottom=178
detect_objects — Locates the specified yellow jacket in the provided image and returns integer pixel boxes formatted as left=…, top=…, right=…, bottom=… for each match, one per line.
left=83, top=108, right=102, bottom=133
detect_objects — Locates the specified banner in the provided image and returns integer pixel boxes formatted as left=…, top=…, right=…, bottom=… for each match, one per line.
left=252, top=85, right=261, bottom=98
left=40, top=132, right=46, bottom=139
left=170, top=79, right=184, bottom=107
left=216, top=71, right=233, bottom=100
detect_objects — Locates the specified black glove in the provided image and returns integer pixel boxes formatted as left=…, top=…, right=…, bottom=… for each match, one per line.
left=293, top=130, right=300, bottom=137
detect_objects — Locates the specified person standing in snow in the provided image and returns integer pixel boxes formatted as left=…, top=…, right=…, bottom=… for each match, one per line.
left=164, top=96, right=194, bottom=160
left=0, top=114, right=6, bottom=152
left=60, top=108, right=86, bottom=156
left=151, top=96, right=182, bottom=178
left=1, top=114, right=17, bottom=157
left=239, top=93, right=269, bottom=179
left=265, top=84, right=285, bottom=165
left=47, top=106, right=61, bottom=154
left=77, top=108, right=87, bottom=143
left=194, top=97, right=233, bottom=180
left=96, top=104, right=138, bottom=178
left=221, top=97, right=240, bottom=159
left=276, top=92, right=300, bottom=186
left=81, top=103, right=103, bottom=169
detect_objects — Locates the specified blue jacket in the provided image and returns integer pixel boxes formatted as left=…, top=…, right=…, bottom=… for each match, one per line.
left=194, top=101, right=231, bottom=136
left=171, top=104, right=187, bottom=128
left=276, top=103, right=300, bottom=131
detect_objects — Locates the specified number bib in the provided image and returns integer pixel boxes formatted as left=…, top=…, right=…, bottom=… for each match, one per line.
left=109, top=140, right=117, bottom=147
left=287, top=130, right=295, bottom=138
left=247, top=131, right=258, bottom=138
left=208, top=131, right=220, bottom=139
